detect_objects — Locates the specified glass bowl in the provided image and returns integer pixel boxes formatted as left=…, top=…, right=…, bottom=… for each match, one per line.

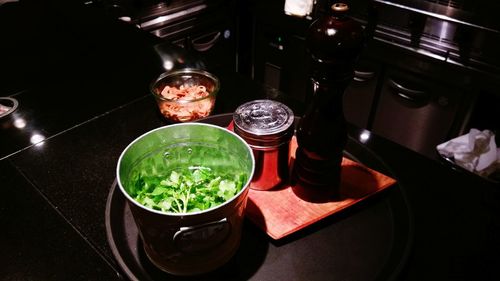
left=151, top=69, right=219, bottom=122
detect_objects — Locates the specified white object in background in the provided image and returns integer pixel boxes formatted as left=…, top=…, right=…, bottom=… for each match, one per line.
left=284, top=0, right=314, bottom=17
left=437, top=128, right=499, bottom=176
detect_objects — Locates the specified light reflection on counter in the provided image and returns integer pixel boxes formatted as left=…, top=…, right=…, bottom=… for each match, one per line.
left=359, top=130, right=371, bottom=144
left=13, top=117, right=26, bottom=129
left=163, top=60, right=174, bottom=71
left=30, top=133, right=46, bottom=147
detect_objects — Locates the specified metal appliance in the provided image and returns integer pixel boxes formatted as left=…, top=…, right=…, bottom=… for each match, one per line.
left=352, top=0, right=500, bottom=156
left=250, top=0, right=500, bottom=158
left=93, top=0, right=238, bottom=72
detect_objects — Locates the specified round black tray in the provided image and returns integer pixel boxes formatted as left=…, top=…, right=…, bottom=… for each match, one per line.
left=105, top=114, right=413, bottom=281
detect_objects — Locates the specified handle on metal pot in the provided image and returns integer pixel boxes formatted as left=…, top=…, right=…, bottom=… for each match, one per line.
left=173, top=218, right=231, bottom=253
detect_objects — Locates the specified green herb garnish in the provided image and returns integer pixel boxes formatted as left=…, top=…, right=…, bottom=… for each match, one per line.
left=130, top=166, right=246, bottom=213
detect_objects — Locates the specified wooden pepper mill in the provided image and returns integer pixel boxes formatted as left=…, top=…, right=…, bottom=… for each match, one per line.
left=294, top=3, right=365, bottom=198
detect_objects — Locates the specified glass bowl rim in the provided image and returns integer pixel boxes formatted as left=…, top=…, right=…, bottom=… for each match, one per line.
left=150, top=68, right=220, bottom=103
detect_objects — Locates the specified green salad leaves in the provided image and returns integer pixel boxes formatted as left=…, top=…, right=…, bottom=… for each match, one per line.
left=130, top=166, right=247, bottom=213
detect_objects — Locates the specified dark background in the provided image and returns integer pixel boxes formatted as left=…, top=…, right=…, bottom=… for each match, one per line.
left=3, top=0, right=499, bottom=159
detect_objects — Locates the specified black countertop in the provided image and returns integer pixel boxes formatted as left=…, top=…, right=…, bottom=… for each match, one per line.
left=1, top=1, right=499, bottom=280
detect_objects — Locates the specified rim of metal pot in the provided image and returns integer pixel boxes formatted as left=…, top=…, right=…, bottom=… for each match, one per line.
left=116, top=122, right=256, bottom=217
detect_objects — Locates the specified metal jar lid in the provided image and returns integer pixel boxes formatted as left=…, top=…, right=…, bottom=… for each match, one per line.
left=233, top=100, right=294, bottom=148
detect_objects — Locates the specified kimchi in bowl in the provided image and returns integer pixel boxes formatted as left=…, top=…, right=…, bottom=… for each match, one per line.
left=151, top=69, right=219, bottom=122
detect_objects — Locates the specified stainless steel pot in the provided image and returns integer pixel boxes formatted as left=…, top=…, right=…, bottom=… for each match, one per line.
left=116, top=123, right=255, bottom=275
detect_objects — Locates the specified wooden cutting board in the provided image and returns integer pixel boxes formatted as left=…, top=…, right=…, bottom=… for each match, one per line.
left=244, top=136, right=397, bottom=240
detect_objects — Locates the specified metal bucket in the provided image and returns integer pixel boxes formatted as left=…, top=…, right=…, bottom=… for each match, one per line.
left=116, top=123, right=255, bottom=275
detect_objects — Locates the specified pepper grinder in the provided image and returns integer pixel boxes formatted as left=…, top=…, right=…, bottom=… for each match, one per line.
left=294, top=3, right=364, bottom=197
